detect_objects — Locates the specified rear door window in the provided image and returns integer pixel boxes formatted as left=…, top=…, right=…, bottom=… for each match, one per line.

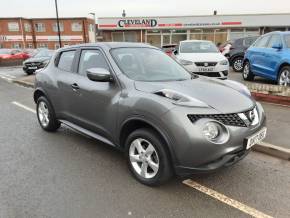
left=267, top=34, right=282, bottom=48
left=57, top=50, right=76, bottom=72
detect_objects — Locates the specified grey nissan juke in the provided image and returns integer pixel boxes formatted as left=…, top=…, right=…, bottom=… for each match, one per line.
left=34, top=42, right=267, bottom=186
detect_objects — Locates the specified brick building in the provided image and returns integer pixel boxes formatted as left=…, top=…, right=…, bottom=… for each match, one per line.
left=0, top=17, right=96, bottom=49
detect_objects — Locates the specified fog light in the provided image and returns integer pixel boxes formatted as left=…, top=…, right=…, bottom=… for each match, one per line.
left=203, top=122, right=219, bottom=140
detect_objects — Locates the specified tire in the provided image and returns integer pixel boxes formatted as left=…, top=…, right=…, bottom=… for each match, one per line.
left=242, top=61, right=255, bottom=81
left=232, top=57, right=244, bottom=72
left=277, top=66, right=290, bottom=86
left=36, top=96, right=60, bottom=132
left=125, top=128, right=173, bottom=186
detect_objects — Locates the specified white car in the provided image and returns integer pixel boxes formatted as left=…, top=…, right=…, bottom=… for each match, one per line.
left=175, top=40, right=229, bottom=79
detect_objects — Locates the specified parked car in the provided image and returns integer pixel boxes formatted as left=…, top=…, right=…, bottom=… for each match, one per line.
left=0, top=49, right=30, bottom=60
left=34, top=43, right=266, bottom=186
left=23, top=49, right=54, bottom=75
left=221, top=36, right=258, bottom=72
left=161, top=44, right=177, bottom=56
left=174, top=40, right=229, bottom=79
left=243, top=31, right=290, bottom=86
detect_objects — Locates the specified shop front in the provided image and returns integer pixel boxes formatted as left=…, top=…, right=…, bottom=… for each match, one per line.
left=97, top=14, right=290, bottom=47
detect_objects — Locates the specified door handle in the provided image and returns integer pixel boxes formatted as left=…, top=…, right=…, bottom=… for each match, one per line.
left=71, top=83, right=80, bottom=90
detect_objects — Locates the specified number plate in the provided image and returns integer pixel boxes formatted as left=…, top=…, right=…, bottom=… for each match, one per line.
left=244, top=127, right=267, bottom=150
left=28, top=66, right=37, bottom=70
left=198, top=67, right=214, bottom=72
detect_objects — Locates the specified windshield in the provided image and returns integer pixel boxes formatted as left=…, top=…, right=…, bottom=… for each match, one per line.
left=33, top=50, right=54, bottom=58
left=111, top=48, right=192, bottom=82
left=180, top=41, right=219, bottom=53
left=284, top=35, right=290, bottom=48
left=0, top=49, right=11, bottom=54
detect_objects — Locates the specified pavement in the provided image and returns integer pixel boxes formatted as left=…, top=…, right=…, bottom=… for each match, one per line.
left=1, top=78, right=290, bottom=218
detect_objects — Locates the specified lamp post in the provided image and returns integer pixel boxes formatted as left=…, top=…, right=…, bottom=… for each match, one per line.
left=89, top=12, right=96, bottom=42
left=54, top=0, right=62, bottom=48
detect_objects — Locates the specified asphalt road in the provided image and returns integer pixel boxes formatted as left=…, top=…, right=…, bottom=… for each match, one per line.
left=0, top=76, right=290, bottom=218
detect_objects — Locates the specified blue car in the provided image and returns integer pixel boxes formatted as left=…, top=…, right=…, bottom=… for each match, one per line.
left=243, top=31, right=290, bottom=86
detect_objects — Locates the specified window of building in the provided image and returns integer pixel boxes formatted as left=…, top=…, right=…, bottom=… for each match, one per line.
left=111, top=31, right=138, bottom=42
left=78, top=50, right=109, bottom=76
left=12, top=43, right=21, bottom=49
left=55, top=43, right=60, bottom=50
left=24, top=23, right=31, bottom=32
left=71, top=22, right=82, bottom=31
left=52, top=22, right=64, bottom=32
left=267, top=34, right=282, bottom=48
left=27, top=43, right=33, bottom=48
left=8, top=22, right=19, bottom=32
left=89, top=24, right=94, bottom=32
left=57, top=50, right=76, bottom=72
left=35, top=23, right=46, bottom=32
left=37, top=43, right=48, bottom=48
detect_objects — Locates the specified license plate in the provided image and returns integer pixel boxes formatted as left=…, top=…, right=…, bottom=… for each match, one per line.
left=28, top=66, right=37, bottom=70
left=244, top=127, right=267, bottom=150
left=198, top=67, right=214, bottom=72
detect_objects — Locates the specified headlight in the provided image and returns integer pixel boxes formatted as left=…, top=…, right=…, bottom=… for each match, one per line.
left=219, top=59, right=228, bottom=65
left=202, top=121, right=229, bottom=144
left=203, top=122, right=219, bottom=140
left=179, top=59, right=194, bottom=66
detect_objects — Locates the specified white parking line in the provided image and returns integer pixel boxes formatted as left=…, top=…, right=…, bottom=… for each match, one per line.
left=0, top=74, right=16, bottom=79
left=183, top=179, right=273, bottom=218
left=12, top=101, right=36, bottom=114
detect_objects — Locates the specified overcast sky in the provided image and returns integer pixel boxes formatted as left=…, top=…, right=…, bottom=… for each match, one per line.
left=1, top=0, right=290, bottom=21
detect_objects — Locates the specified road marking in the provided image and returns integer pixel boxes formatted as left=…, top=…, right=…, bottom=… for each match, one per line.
left=183, top=179, right=273, bottom=218
left=12, top=101, right=36, bottom=114
left=0, top=75, right=13, bottom=81
left=0, top=74, right=16, bottom=79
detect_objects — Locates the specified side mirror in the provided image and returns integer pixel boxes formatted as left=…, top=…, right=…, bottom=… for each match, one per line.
left=86, top=68, right=113, bottom=82
left=272, top=43, right=282, bottom=50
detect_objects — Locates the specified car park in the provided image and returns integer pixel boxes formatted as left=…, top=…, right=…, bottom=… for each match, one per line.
left=174, top=40, right=229, bottom=79
left=221, top=36, right=258, bottom=72
left=243, top=31, right=290, bottom=86
left=34, top=42, right=266, bottom=186
left=23, top=49, right=54, bottom=75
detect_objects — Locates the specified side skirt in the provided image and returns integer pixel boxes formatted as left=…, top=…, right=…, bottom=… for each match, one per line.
left=59, top=119, right=117, bottom=147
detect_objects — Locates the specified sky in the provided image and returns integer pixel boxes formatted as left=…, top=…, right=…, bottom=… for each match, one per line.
left=1, top=0, right=290, bottom=21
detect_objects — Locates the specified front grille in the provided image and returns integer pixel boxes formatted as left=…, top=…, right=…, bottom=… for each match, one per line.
left=25, top=62, right=42, bottom=67
left=195, top=72, right=221, bottom=77
left=188, top=113, right=247, bottom=127
left=195, top=62, right=217, bottom=67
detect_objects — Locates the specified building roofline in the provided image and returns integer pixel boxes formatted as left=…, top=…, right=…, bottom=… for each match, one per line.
left=98, top=12, right=290, bottom=19
left=0, top=17, right=92, bottom=20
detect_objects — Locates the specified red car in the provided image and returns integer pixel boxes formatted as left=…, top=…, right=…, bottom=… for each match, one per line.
left=0, top=49, right=30, bottom=60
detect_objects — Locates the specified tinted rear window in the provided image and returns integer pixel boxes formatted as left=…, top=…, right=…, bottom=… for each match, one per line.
left=57, top=50, right=76, bottom=72
left=284, top=35, right=290, bottom=48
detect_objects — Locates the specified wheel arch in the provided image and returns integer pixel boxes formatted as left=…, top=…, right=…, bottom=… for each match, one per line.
left=277, top=62, right=290, bottom=79
left=33, top=88, right=47, bottom=103
left=119, top=117, right=177, bottom=165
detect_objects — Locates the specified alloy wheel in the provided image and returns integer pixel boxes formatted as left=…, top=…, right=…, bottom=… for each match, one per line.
left=129, top=138, right=159, bottom=179
left=243, top=63, right=250, bottom=78
left=279, top=70, right=290, bottom=86
left=233, top=58, right=243, bottom=71
left=38, top=101, right=50, bottom=127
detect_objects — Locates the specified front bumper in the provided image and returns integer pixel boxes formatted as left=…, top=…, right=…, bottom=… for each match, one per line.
left=161, top=102, right=266, bottom=176
left=184, top=64, right=229, bottom=79
left=23, top=63, right=44, bottom=72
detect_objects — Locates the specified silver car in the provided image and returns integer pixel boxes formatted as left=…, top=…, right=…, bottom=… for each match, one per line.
left=34, top=43, right=267, bottom=186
